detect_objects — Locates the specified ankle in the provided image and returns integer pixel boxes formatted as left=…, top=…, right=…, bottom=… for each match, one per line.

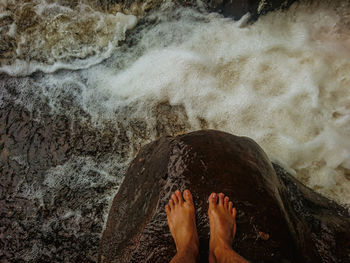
left=176, top=243, right=199, bottom=255
left=210, top=239, right=233, bottom=260
left=177, top=243, right=199, bottom=260
left=176, top=248, right=199, bottom=262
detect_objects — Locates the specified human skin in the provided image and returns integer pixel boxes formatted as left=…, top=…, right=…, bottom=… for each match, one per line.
left=165, top=190, right=249, bottom=263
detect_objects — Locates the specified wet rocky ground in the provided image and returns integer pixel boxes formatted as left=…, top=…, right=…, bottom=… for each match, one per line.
left=3, top=74, right=349, bottom=262
left=1, top=0, right=318, bottom=262
left=1, top=88, right=115, bottom=262
left=100, top=130, right=350, bottom=263
left=0, top=71, right=192, bottom=262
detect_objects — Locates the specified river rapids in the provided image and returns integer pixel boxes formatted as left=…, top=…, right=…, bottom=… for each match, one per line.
left=1, top=0, right=350, bottom=261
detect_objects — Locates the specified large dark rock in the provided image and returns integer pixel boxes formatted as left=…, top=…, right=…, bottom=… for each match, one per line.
left=99, top=130, right=350, bottom=263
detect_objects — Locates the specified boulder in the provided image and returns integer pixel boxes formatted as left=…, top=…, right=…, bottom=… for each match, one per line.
left=99, top=130, right=350, bottom=263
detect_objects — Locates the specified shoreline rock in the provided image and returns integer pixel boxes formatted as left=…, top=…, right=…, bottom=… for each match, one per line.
left=99, top=130, right=350, bottom=263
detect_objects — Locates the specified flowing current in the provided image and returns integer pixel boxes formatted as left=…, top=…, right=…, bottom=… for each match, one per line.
left=1, top=0, right=350, bottom=261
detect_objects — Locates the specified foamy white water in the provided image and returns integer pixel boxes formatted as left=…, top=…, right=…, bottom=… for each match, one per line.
left=0, top=0, right=137, bottom=75
left=2, top=1, right=350, bottom=261
left=2, top=0, right=350, bottom=208
left=88, top=1, right=350, bottom=205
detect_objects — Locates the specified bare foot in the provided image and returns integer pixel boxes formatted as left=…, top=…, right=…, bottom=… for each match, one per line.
left=208, top=193, right=236, bottom=258
left=165, top=189, right=199, bottom=262
left=208, top=193, right=249, bottom=263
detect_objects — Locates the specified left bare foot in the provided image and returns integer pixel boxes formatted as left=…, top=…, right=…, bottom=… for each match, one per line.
left=165, top=189, right=199, bottom=260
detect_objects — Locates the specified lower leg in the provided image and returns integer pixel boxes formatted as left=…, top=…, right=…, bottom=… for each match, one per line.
left=208, top=193, right=249, bottom=263
left=170, top=249, right=198, bottom=263
left=166, top=190, right=199, bottom=263
left=211, top=246, right=249, bottom=263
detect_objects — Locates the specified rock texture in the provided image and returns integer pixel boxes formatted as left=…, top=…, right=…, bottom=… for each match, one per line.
left=0, top=74, right=192, bottom=262
left=99, top=130, right=350, bottom=263
left=209, top=0, right=296, bottom=20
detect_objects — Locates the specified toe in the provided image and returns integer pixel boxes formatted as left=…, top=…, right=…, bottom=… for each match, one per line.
left=169, top=199, right=175, bottom=209
left=232, top=207, right=237, bottom=238
left=208, top=192, right=217, bottom=209
left=172, top=193, right=179, bottom=204
left=218, top=193, right=224, bottom=206
left=183, top=189, right=193, bottom=204
left=165, top=204, right=171, bottom=215
left=175, top=190, right=183, bottom=204
left=224, top=196, right=229, bottom=209
left=229, top=201, right=233, bottom=213
left=232, top=207, right=237, bottom=219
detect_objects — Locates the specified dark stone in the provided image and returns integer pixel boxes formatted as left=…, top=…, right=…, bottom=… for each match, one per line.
left=99, top=130, right=350, bottom=263
left=0, top=93, right=123, bottom=262
left=205, top=0, right=297, bottom=21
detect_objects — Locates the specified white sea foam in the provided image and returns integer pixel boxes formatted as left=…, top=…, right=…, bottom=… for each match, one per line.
left=43, top=155, right=122, bottom=192
left=1, top=2, right=350, bottom=261
left=0, top=0, right=137, bottom=75
left=3, top=1, right=350, bottom=207
left=76, top=2, right=350, bottom=205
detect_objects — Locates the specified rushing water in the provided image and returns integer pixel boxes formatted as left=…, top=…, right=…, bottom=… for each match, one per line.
left=1, top=0, right=350, bottom=261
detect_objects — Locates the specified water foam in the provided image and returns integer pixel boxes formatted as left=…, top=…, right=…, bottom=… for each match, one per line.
left=78, top=2, right=350, bottom=205
left=0, top=0, right=137, bottom=76
left=2, top=1, right=350, bottom=261
left=3, top=1, right=350, bottom=206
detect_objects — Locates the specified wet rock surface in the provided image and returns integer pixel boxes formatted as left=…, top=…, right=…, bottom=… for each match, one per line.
left=99, top=130, right=350, bottom=263
left=0, top=99, right=116, bottom=262
left=0, top=73, right=190, bottom=262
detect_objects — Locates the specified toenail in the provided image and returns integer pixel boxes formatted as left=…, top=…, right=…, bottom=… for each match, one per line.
left=212, top=193, right=216, bottom=198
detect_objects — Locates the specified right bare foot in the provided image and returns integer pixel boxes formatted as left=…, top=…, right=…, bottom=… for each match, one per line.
left=208, top=192, right=237, bottom=262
